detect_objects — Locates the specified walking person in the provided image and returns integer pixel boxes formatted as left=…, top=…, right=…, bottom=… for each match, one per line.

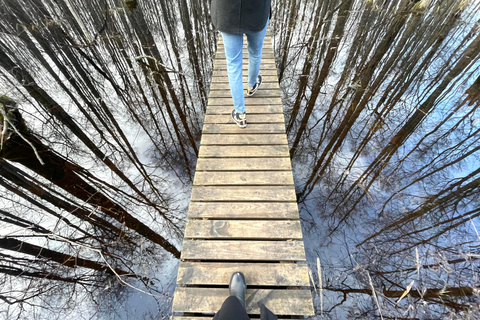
left=210, top=0, right=272, bottom=128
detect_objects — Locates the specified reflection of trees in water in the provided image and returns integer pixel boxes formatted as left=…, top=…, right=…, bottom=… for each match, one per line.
left=0, top=0, right=213, bottom=317
left=0, top=0, right=479, bottom=318
left=273, top=0, right=480, bottom=318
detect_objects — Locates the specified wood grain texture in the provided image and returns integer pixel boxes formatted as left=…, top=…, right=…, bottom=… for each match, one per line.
left=172, top=317, right=216, bottom=320
left=172, top=287, right=314, bottom=315
left=195, top=157, right=291, bottom=171
left=208, top=97, right=282, bottom=106
left=214, top=63, right=277, bottom=72
left=171, top=32, right=313, bottom=319
left=209, top=82, right=280, bottom=91
left=211, top=75, right=278, bottom=83
left=204, top=114, right=285, bottom=124
left=187, top=202, right=299, bottom=219
left=181, top=240, right=306, bottom=261
left=177, top=262, right=310, bottom=286
left=209, top=90, right=281, bottom=100
left=212, top=69, right=277, bottom=78
left=214, top=53, right=275, bottom=60
left=206, top=105, right=283, bottom=114
left=194, top=171, right=293, bottom=186
left=208, top=89, right=281, bottom=98
left=199, top=145, right=289, bottom=157
left=218, top=36, right=273, bottom=43
left=184, top=220, right=302, bottom=239
left=216, top=45, right=274, bottom=52
left=203, top=123, right=286, bottom=134
left=200, top=134, right=287, bottom=145
left=213, top=58, right=276, bottom=65
left=191, top=186, right=296, bottom=202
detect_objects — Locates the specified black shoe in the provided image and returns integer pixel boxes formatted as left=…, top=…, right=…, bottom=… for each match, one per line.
left=247, top=75, right=262, bottom=96
left=229, top=272, right=247, bottom=310
left=231, top=109, right=247, bottom=128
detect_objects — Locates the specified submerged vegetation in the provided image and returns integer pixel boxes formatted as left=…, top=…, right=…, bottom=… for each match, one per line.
left=0, top=0, right=479, bottom=319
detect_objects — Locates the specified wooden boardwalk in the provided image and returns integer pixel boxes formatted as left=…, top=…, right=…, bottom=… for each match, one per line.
left=171, top=33, right=314, bottom=318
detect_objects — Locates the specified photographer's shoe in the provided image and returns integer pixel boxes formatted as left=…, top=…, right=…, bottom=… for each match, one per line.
left=229, top=272, right=247, bottom=310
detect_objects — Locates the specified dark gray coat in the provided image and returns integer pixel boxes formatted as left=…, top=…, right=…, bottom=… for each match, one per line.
left=210, top=0, right=271, bottom=34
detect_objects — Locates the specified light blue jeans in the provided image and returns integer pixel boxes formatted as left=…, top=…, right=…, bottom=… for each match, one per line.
left=220, top=20, right=269, bottom=113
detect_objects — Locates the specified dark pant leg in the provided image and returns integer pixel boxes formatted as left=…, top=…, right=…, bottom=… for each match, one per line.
left=212, top=296, right=250, bottom=320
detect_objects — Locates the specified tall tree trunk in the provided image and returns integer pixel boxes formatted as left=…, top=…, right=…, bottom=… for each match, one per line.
left=0, top=238, right=132, bottom=276
left=0, top=109, right=180, bottom=258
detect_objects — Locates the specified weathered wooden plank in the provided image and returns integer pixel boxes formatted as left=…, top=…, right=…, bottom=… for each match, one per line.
left=203, top=123, right=285, bottom=134
left=214, top=63, right=277, bottom=71
left=213, top=58, right=276, bottom=65
left=172, top=288, right=314, bottom=315
left=212, top=70, right=278, bottom=78
left=216, top=42, right=273, bottom=48
left=208, top=89, right=281, bottom=98
left=190, top=186, right=296, bottom=202
left=217, top=42, right=273, bottom=48
left=172, top=317, right=260, bottom=320
left=188, top=202, right=298, bottom=219
left=194, top=171, right=293, bottom=186
left=172, top=317, right=231, bottom=320
left=184, top=220, right=302, bottom=239
left=216, top=41, right=273, bottom=47
left=218, top=36, right=273, bottom=43
left=208, top=97, right=282, bottom=106
left=207, top=91, right=281, bottom=99
left=199, top=145, right=289, bottom=157
left=211, top=75, right=278, bottom=83
left=209, top=82, right=279, bottom=91
left=177, top=262, right=309, bottom=286
left=195, top=157, right=291, bottom=171
left=206, top=105, right=283, bottom=114
left=214, top=46, right=274, bottom=53
left=181, top=240, right=306, bottom=261
left=218, top=35, right=273, bottom=41
left=172, top=317, right=215, bottom=320
left=204, top=114, right=285, bottom=124
left=215, top=53, right=275, bottom=60
left=201, top=134, right=287, bottom=145
left=171, top=34, right=315, bottom=318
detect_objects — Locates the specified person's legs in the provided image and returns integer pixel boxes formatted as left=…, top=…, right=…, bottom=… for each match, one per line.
left=212, top=296, right=250, bottom=320
left=220, top=32, right=245, bottom=113
left=246, top=19, right=269, bottom=88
